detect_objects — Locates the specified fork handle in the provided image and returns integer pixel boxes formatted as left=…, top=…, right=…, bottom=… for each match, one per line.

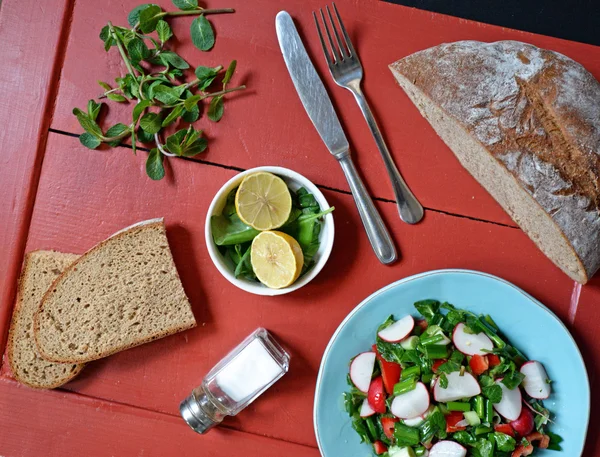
left=350, top=85, right=424, bottom=225
left=337, top=153, right=397, bottom=265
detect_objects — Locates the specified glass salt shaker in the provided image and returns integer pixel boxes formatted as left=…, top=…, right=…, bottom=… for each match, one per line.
left=179, top=328, right=290, bottom=434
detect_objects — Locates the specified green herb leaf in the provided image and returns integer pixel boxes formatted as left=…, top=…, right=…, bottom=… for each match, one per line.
left=546, top=431, right=563, bottom=451
left=475, top=438, right=495, bottom=457
left=132, top=100, right=152, bottom=123
left=146, top=148, right=165, bottom=180
left=493, top=432, right=516, bottom=452
left=156, top=20, right=173, bottom=43
left=99, top=25, right=115, bottom=50
left=211, top=214, right=260, bottom=246
left=98, top=81, right=112, bottom=91
left=223, top=59, right=237, bottom=87
left=137, top=128, right=155, bottom=143
left=87, top=100, right=102, bottom=121
left=207, top=95, right=224, bottom=121
left=127, top=37, right=151, bottom=63
left=73, top=107, right=103, bottom=138
left=183, top=94, right=202, bottom=111
left=190, top=15, right=215, bottom=51
left=172, top=0, right=198, bottom=10
left=139, top=112, right=162, bottom=134
left=482, top=384, right=503, bottom=404
left=127, top=4, right=157, bottom=27
left=79, top=132, right=102, bottom=149
left=438, top=372, right=449, bottom=388
left=162, top=105, right=184, bottom=127
left=159, top=51, right=189, bottom=70
left=501, top=370, right=525, bottom=390
left=415, top=299, right=441, bottom=322
left=139, top=4, right=163, bottom=34
left=152, top=85, right=181, bottom=105
left=181, top=102, right=200, bottom=122
left=107, top=93, right=128, bottom=102
left=194, top=66, right=220, bottom=90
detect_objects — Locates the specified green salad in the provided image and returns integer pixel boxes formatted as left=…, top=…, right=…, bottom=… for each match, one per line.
left=344, top=300, right=562, bottom=457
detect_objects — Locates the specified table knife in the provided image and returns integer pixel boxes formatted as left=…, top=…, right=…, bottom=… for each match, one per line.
left=276, top=11, right=397, bottom=265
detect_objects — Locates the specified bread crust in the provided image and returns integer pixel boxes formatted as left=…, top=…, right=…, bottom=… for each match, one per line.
left=7, top=251, right=85, bottom=388
left=33, top=220, right=196, bottom=363
left=390, top=41, right=600, bottom=283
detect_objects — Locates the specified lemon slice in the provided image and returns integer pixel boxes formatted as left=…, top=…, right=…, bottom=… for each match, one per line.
left=235, top=172, right=292, bottom=230
left=251, top=231, right=304, bottom=289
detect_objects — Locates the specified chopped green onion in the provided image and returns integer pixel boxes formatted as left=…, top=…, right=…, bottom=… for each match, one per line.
left=420, top=333, right=444, bottom=345
left=474, top=396, right=485, bottom=419
left=394, top=423, right=421, bottom=446
left=447, top=401, right=471, bottom=412
left=414, top=446, right=427, bottom=457
left=365, top=416, right=378, bottom=441
left=485, top=399, right=494, bottom=424
left=484, top=314, right=499, bottom=331
left=421, top=372, right=433, bottom=384
left=401, top=365, right=421, bottom=380
left=464, top=410, right=481, bottom=426
left=393, top=377, right=417, bottom=396
left=475, top=425, right=493, bottom=435
left=424, top=344, right=448, bottom=359
left=400, top=335, right=419, bottom=350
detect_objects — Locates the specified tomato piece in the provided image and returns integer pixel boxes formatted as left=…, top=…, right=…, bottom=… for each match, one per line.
left=367, top=376, right=387, bottom=414
left=432, top=359, right=447, bottom=373
left=381, top=417, right=399, bottom=440
left=488, top=354, right=501, bottom=367
left=510, top=407, right=534, bottom=436
left=372, top=344, right=402, bottom=394
left=446, top=411, right=466, bottom=433
left=373, top=441, right=388, bottom=455
left=494, top=423, right=516, bottom=437
left=469, top=354, right=490, bottom=375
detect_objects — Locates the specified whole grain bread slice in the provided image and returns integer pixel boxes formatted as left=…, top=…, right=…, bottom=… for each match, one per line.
left=7, top=251, right=85, bottom=388
left=34, top=218, right=196, bottom=363
left=390, top=41, right=600, bottom=283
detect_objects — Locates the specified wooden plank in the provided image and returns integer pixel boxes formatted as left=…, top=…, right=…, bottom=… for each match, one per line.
left=571, top=278, right=600, bottom=457
left=49, top=0, right=600, bottom=225
left=0, top=0, right=72, bottom=357
left=0, top=377, right=319, bottom=457
left=0, top=132, right=577, bottom=447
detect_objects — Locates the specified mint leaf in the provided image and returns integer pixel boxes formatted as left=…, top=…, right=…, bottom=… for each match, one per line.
left=156, top=20, right=173, bottom=43
left=73, top=108, right=103, bottom=137
left=159, top=51, right=189, bottom=70
left=87, top=100, right=102, bottom=121
left=127, top=37, right=150, bottom=63
left=165, top=129, right=187, bottom=155
left=172, top=0, right=198, bottom=10
left=105, top=123, right=129, bottom=137
left=194, top=66, right=219, bottom=90
left=181, top=101, right=200, bottom=122
left=223, top=59, right=237, bottom=88
left=482, top=384, right=503, bottom=404
left=127, top=4, right=157, bottom=27
left=184, top=94, right=202, bottom=111
left=162, top=105, right=184, bottom=127
left=137, top=128, right=155, bottom=143
left=190, top=15, right=214, bottom=51
left=139, top=112, right=162, bottom=134
left=107, top=93, right=127, bottom=102
left=146, top=148, right=165, bottom=180
left=182, top=136, right=207, bottom=157
left=502, top=370, right=525, bottom=390
left=79, top=133, right=102, bottom=149
left=98, top=81, right=112, bottom=91
left=152, top=85, right=180, bottom=105
left=139, top=5, right=163, bottom=33
left=132, top=100, right=152, bottom=123
left=207, top=95, right=224, bottom=121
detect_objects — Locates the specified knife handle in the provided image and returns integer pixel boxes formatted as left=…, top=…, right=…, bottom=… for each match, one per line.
left=337, top=154, right=398, bottom=265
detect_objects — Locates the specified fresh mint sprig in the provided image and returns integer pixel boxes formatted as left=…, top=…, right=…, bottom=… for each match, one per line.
left=73, top=2, right=245, bottom=180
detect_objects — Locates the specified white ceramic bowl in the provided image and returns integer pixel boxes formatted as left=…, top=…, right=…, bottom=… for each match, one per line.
left=205, top=166, right=335, bottom=296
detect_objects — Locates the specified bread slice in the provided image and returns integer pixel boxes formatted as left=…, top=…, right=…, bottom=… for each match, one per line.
left=389, top=41, right=600, bottom=283
left=7, top=251, right=84, bottom=388
left=34, top=218, right=196, bottom=363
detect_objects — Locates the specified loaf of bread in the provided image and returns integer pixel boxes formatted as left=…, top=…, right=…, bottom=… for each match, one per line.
left=7, top=251, right=84, bottom=388
left=34, top=218, right=196, bottom=363
left=390, top=41, right=600, bottom=283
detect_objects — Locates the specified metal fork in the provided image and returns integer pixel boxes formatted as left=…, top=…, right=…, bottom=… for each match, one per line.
left=313, top=4, right=424, bottom=224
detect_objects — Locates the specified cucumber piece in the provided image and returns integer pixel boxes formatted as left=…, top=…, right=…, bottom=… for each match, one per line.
left=464, top=410, right=481, bottom=426
left=400, top=336, right=419, bottom=350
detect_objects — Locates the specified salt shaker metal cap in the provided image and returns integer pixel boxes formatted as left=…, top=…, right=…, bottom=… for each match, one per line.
left=179, top=328, right=290, bottom=434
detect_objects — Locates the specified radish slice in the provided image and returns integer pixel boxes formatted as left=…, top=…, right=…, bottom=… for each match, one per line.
left=493, top=380, right=522, bottom=421
left=359, top=398, right=376, bottom=417
left=390, top=382, right=430, bottom=419
left=350, top=352, right=376, bottom=393
left=430, top=440, right=467, bottom=457
left=378, top=315, right=415, bottom=343
left=403, top=415, right=425, bottom=427
left=520, top=361, right=551, bottom=399
left=433, top=371, right=481, bottom=402
left=452, top=323, right=494, bottom=356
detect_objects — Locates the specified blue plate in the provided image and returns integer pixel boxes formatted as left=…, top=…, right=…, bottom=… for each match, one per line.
left=314, top=270, right=589, bottom=456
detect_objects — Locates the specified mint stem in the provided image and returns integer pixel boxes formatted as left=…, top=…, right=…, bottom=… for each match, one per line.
left=163, top=8, right=235, bottom=17
left=108, top=21, right=137, bottom=78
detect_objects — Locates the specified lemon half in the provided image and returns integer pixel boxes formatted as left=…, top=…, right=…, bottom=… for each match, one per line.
left=251, top=231, right=304, bottom=289
left=235, top=172, right=292, bottom=231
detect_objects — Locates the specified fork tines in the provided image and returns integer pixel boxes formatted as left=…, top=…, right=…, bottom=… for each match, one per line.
left=313, top=3, right=356, bottom=65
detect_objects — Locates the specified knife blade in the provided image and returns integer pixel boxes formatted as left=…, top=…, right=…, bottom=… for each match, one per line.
left=275, top=11, right=397, bottom=264
left=275, top=11, right=348, bottom=158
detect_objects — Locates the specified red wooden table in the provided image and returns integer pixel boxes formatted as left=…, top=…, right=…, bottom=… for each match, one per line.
left=0, top=0, right=598, bottom=455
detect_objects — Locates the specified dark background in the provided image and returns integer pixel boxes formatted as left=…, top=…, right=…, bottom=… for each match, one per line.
left=384, top=0, right=598, bottom=46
